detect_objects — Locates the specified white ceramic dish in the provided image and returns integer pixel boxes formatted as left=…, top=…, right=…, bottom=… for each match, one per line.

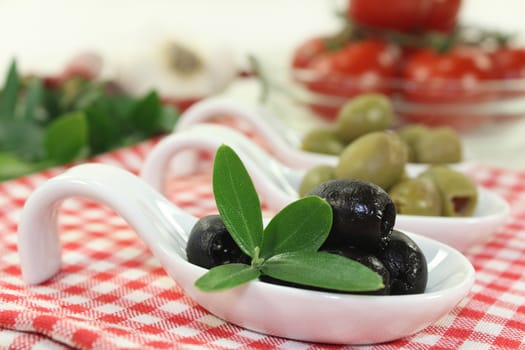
left=141, top=124, right=510, bottom=252
left=18, top=163, right=475, bottom=345
left=175, top=97, right=473, bottom=176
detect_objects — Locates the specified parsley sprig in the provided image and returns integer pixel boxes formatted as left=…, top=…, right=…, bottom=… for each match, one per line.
left=0, top=60, right=179, bottom=181
left=194, top=145, right=384, bottom=293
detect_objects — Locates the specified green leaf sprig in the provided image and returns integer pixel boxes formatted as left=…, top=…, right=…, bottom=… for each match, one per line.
left=194, top=145, right=384, bottom=293
left=0, top=59, right=180, bottom=181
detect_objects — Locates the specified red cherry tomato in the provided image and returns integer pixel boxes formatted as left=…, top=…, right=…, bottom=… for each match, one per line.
left=401, top=47, right=497, bottom=130
left=308, top=39, right=401, bottom=96
left=291, top=37, right=330, bottom=69
left=491, top=46, right=525, bottom=79
left=161, top=97, right=200, bottom=112
left=348, top=0, right=462, bottom=33
left=60, top=52, right=103, bottom=82
left=43, top=52, right=103, bottom=88
left=490, top=46, right=525, bottom=119
left=294, top=39, right=401, bottom=120
left=424, top=0, right=463, bottom=33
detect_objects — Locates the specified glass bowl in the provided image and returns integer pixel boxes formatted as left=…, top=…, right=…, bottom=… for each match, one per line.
left=288, top=67, right=525, bottom=131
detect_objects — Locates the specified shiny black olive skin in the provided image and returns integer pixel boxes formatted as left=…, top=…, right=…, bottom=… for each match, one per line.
left=377, top=230, right=427, bottom=295
left=186, top=215, right=251, bottom=269
left=308, top=179, right=396, bottom=251
left=258, top=275, right=308, bottom=291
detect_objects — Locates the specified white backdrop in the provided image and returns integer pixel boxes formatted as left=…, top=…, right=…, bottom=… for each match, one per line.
left=0, top=0, right=524, bottom=168
left=0, top=0, right=523, bottom=76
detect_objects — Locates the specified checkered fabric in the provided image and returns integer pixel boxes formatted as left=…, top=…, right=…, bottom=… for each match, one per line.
left=1, top=134, right=525, bottom=349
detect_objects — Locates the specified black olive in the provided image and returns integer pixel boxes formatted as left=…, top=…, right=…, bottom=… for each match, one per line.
left=323, top=246, right=391, bottom=295
left=258, top=275, right=307, bottom=290
left=308, top=179, right=396, bottom=251
left=186, top=215, right=251, bottom=269
left=377, top=230, right=427, bottom=295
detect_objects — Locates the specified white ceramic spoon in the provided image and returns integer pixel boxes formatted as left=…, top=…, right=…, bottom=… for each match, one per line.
left=141, top=124, right=510, bottom=252
left=174, top=97, right=473, bottom=175
left=18, top=163, right=475, bottom=345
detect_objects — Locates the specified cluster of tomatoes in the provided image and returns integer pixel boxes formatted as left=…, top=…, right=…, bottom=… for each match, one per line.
left=290, top=0, right=525, bottom=130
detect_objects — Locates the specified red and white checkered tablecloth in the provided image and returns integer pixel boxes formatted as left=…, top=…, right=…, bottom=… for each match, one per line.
left=1, top=136, right=525, bottom=350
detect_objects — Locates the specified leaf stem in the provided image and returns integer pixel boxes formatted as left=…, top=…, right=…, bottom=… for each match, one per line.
left=248, top=55, right=270, bottom=104
left=251, top=246, right=265, bottom=269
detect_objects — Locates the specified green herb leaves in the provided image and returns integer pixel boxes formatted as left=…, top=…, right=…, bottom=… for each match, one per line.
left=0, top=61, right=20, bottom=119
left=262, top=252, right=383, bottom=292
left=195, top=264, right=261, bottom=291
left=0, top=60, right=179, bottom=181
left=260, top=197, right=332, bottom=259
left=194, top=144, right=384, bottom=293
left=44, top=111, right=88, bottom=163
left=212, top=145, right=263, bottom=257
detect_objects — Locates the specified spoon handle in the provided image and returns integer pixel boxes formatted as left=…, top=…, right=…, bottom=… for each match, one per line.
left=172, top=97, right=299, bottom=176
left=177, top=97, right=298, bottom=145
left=175, top=97, right=338, bottom=170
left=179, top=123, right=300, bottom=194
left=141, top=130, right=295, bottom=210
left=18, top=163, right=196, bottom=285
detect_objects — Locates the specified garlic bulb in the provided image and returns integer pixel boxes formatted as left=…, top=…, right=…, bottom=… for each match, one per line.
left=116, top=36, right=237, bottom=99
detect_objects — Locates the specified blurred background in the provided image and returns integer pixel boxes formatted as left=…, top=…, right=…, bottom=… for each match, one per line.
left=1, top=0, right=524, bottom=174
left=0, top=0, right=525, bottom=72
left=1, top=0, right=523, bottom=75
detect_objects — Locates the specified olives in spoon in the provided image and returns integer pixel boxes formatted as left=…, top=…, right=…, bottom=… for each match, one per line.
left=301, top=128, right=345, bottom=155
left=308, top=179, right=396, bottom=251
left=335, top=131, right=408, bottom=190
left=186, top=215, right=251, bottom=268
left=298, top=165, right=336, bottom=197
left=413, top=127, right=462, bottom=164
left=188, top=179, right=427, bottom=296
left=398, top=124, right=462, bottom=164
left=326, top=231, right=428, bottom=295
left=389, top=177, right=442, bottom=216
left=378, top=230, right=428, bottom=295
left=336, top=93, right=394, bottom=143
left=307, top=178, right=427, bottom=294
left=419, top=166, right=478, bottom=217
left=397, top=124, right=428, bottom=162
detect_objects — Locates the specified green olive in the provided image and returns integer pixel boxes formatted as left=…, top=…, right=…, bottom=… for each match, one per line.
left=418, top=166, right=478, bottom=217
left=335, top=131, right=407, bottom=190
left=298, top=165, right=336, bottom=197
left=301, top=128, right=345, bottom=155
left=397, top=124, right=429, bottom=162
left=399, top=168, right=411, bottom=182
left=335, top=93, right=394, bottom=143
left=412, top=127, right=462, bottom=164
left=389, top=177, right=442, bottom=216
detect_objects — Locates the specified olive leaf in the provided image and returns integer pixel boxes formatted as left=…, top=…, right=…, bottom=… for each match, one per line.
left=259, top=196, right=332, bottom=259
left=195, top=263, right=261, bottom=292
left=262, top=251, right=384, bottom=292
left=212, top=144, right=264, bottom=257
